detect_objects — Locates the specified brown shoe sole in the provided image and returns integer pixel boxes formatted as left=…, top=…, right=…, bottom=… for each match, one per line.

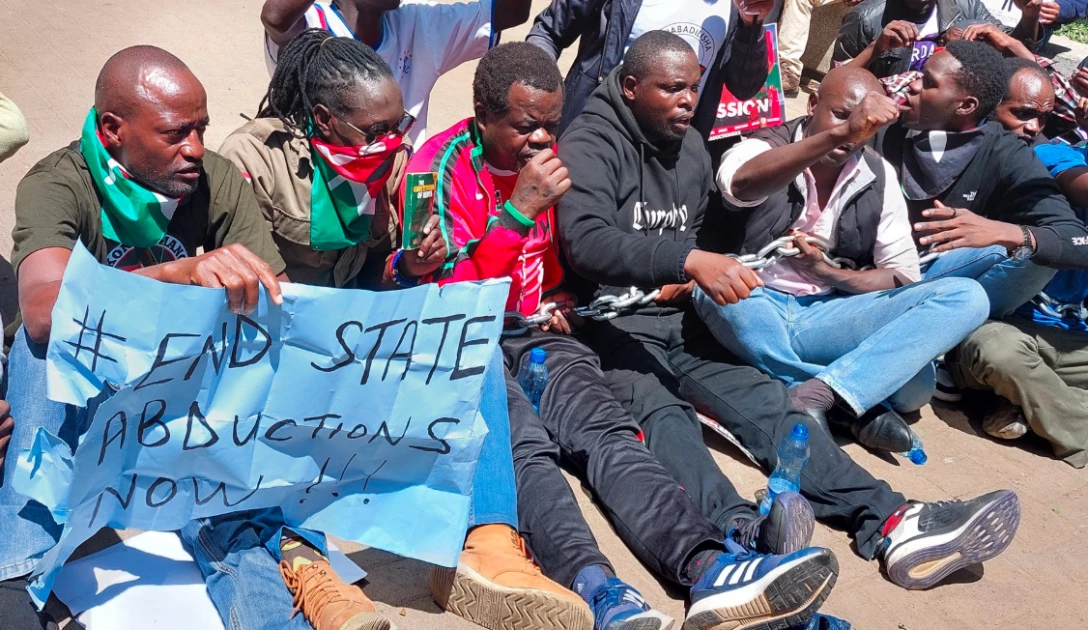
left=340, top=612, right=398, bottom=630
left=429, top=565, right=593, bottom=630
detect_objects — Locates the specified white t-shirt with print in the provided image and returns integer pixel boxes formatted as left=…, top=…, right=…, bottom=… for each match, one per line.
left=624, top=0, right=731, bottom=95
left=265, top=0, right=494, bottom=145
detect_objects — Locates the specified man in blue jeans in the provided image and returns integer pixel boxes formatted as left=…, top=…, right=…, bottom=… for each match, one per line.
left=0, top=46, right=522, bottom=630
left=697, top=65, right=990, bottom=454
left=876, top=41, right=1088, bottom=314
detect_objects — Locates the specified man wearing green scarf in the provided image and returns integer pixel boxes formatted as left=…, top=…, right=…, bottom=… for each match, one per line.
left=0, top=47, right=354, bottom=630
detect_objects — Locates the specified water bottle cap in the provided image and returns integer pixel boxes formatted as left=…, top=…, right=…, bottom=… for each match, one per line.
left=909, top=449, right=928, bottom=465
left=530, top=347, right=546, bottom=363
left=791, top=423, right=808, bottom=440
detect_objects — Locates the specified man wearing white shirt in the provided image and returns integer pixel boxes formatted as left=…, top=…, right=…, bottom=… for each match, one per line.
left=262, top=0, right=532, bottom=144
left=693, top=66, right=990, bottom=453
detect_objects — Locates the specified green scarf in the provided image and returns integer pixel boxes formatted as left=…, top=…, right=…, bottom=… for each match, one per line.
left=308, top=129, right=403, bottom=251
left=80, top=108, right=180, bottom=248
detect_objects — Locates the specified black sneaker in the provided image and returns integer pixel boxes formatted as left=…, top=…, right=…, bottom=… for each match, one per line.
left=880, top=490, right=1020, bottom=590
left=732, top=491, right=815, bottom=555
left=934, top=360, right=963, bottom=403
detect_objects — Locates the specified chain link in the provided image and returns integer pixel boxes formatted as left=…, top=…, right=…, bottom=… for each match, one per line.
left=502, top=287, right=662, bottom=336
left=1032, top=291, right=1088, bottom=321
left=727, top=235, right=864, bottom=271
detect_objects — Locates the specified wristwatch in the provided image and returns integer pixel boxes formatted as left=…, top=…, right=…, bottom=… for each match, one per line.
left=1009, top=225, right=1034, bottom=262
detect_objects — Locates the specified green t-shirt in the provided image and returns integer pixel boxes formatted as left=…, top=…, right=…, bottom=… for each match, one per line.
left=10, top=143, right=286, bottom=335
left=13, top=142, right=285, bottom=274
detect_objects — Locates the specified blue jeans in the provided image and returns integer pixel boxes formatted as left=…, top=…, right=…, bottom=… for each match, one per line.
left=693, top=277, right=989, bottom=415
left=922, top=246, right=1057, bottom=318
left=469, top=356, right=519, bottom=529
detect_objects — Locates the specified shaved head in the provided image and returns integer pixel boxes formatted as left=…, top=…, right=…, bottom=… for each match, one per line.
left=93, top=46, right=209, bottom=198
left=806, top=66, right=886, bottom=167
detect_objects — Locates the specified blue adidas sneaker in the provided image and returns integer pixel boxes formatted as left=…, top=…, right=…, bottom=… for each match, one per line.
left=684, top=540, right=838, bottom=630
left=575, top=566, right=675, bottom=630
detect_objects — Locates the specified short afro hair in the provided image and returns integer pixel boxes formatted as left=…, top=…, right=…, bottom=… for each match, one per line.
left=620, top=30, right=696, bottom=81
left=1002, top=57, right=1050, bottom=98
left=944, top=40, right=1008, bottom=123
left=473, top=42, right=562, bottom=116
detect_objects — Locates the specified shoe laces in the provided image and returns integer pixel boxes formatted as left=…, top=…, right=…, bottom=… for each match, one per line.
left=279, top=560, right=349, bottom=621
left=730, top=514, right=767, bottom=551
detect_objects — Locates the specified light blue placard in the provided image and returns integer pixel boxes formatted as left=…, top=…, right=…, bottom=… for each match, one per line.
left=14, top=243, right=511, bottom=606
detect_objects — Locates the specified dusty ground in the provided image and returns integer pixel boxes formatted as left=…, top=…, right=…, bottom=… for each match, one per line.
left=2, top=1, right=1087, bottom=628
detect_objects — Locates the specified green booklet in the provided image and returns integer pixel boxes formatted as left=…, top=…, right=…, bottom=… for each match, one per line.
left=402, top=172, right=436, bottom=250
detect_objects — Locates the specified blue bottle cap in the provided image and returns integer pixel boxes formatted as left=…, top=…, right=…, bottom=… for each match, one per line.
left=909, top=448, right=928, bottom=465
left=791, top=423, right=808, bottom=440
left=530, top=347, right=546, bottom=363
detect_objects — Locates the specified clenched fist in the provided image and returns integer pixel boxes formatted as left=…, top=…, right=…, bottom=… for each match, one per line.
left=509, top=149, right=572, bottom=221
left=839, top=91, right=900, bottom=145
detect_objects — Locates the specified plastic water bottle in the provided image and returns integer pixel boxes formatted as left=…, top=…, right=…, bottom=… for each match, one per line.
left=759, top=423, right=810, bottom=515
left=898, top=430, right=928, bottom=465
left=518, top=348, right=549, bottom=414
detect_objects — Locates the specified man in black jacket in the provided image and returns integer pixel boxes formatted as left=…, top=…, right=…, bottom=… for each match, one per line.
left=526, top=0, right=773, bottom=134
left=833, top=0, right=1044, bottom=78
left=880, top=40, right=1088, bottom=317
left=558, top=30, right=1021, bottom=592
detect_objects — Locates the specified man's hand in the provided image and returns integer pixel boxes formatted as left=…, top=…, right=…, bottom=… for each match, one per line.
left=838, top=91, right=900, bottom=145
left=961, top=22, right=1034, bottom=58
left=1022, top=0, right=1061, bottom=23
left=684, top=249, right=763, bottom=305
left=1076, top=97, right=1088, bottom=131
left=655, top=281, right=696, bottom=305
left=735, top=0, right=775, bottom=24
left=400, top=215, right=448, bottom=279
left=788, top=232, right=833, bottom=274
left=1073, top=68, right=1088, bottom=98
left=540, top=291, right=580, bottom=334
left=914, top=200, right=1026, bottom=252
left=165, top=244, right=284, bottom=314
left=509, top=149, right=571, bottom=221
left=874, top=21, right=920, bottom=55
left=0, top=401, right=11, bottom=476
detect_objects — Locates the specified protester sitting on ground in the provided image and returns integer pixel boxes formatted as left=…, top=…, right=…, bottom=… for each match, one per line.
left=855, top=22, right=1085, bottom=141
left=228, top=28, right=570, bottom=630
left=261, top=0, right=532, bottom=144
left=0, top=89, right=28, bottom=163
left=833, top=0, right=1045, bottom=78
left=222, top=28, right=445, bottom=289
left=697, top=66, right=989, bottom=455
left=525, top=0, right=774, bottom=135
left=875, top=40, right=1088, bottom=320
left=410, top=41, right=839, bottom=630
left=993, top=56, right=1055, bottom=144
left=0, top=46, right=384, bottom=630
left=557, top=29, right=1021, bottom=592
left=942, top=71, right=1088, bottom=468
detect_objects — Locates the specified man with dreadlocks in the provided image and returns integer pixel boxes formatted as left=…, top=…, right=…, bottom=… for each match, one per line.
left=0, top=46, right=377, bottom=630
left=221, top=28, right=445, bottom=289
left=410, top=41, right=840, bottom=630
left=261, top=0, right=533, bottom=144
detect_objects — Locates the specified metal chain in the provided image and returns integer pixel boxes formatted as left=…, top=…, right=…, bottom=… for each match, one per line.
left=502, top=287, right=662, bottom=336
left=1033, top=291, right=1088, bottom=322
left=727, top=235, right=864, bottom=271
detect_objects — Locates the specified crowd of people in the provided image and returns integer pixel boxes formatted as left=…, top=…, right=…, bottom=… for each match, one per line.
left=1, top=0, right=1087, bottom=628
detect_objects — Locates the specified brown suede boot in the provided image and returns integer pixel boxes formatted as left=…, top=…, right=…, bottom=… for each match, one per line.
left=429, top=525, right=593, bottom=630
left=782, top=68, right=801, bottom=97
left=279, top=560, right=396, bottom=630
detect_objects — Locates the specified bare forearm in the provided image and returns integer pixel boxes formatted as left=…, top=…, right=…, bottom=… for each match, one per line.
left=731, top=129, right=847, bottom=201
left=1011, top=14, right=1040, bottom=46
left=21, top=281, right=62, bottom=344
left=847, top=41, right=877, bottom=69
left=811, top=265, right=908, bottom=294
left=262, top=0, right=314, bottom=45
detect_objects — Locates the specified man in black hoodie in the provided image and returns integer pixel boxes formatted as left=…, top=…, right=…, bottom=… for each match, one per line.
left=558, top=30, right=1021, bottom=591
left=882, top=40, right=1088, bottom=317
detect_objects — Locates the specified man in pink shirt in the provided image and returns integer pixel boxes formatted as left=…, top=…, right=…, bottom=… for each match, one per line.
left=694, top=66, right=989, bottom=453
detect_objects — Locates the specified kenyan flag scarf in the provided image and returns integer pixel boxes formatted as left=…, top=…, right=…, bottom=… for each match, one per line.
left=80, top=108, right=181, bottom=248
left=309, top=131, right=403, bottom=251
